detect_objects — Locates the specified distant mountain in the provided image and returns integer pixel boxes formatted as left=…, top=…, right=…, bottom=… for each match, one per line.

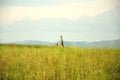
left=64, top=39, right=120, bottom=48
left=14, top=39, right=120, bottom=48
left=15, top=40, right=53, bottom=45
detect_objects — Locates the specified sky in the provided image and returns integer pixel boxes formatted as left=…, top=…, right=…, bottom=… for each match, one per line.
left=0, top=0, right=120, bottom=43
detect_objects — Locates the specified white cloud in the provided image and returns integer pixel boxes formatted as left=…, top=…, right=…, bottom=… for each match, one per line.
left=0, top=0, right=117, bottom=25
left=0, top=8, right=119, bottom=42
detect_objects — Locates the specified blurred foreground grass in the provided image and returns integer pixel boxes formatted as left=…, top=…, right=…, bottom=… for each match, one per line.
left=0, top=44, right=120, bottom=80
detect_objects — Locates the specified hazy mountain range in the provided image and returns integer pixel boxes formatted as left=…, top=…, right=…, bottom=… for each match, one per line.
left=13, top=39, right=120, bottom=48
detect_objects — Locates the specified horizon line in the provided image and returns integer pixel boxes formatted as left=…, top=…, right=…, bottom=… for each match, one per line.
left=0, top=38, right=120, bottom=43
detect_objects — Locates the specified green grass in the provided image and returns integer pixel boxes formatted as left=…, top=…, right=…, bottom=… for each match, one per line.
left=0, top=44, right=120, bottom=80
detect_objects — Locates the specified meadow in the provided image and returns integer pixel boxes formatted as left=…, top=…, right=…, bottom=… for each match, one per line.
left=0, top=44, right=120, bottom=80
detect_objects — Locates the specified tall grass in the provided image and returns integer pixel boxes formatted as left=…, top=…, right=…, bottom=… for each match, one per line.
left=0, top=44, right=120, bottom=80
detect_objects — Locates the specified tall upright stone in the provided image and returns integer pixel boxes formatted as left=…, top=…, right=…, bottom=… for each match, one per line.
left=60, top=35, right=64, bottom=47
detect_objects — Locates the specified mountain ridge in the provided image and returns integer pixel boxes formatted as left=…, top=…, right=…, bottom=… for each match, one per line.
left=11, top=39, right=120, bottom=48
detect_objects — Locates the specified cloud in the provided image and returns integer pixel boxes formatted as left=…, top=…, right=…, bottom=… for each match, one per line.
left=0, top=6, right=120, bottom=42
left=0, top=0, right=120, bottom=42
left=0, top=0, right=117, bottom=25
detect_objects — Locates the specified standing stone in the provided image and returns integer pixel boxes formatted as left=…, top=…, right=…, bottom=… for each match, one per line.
left=60, top=35, right=64, bottom=47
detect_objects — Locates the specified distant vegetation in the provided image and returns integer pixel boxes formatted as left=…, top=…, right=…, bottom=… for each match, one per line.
left=0, top=44, right=120, bottom=80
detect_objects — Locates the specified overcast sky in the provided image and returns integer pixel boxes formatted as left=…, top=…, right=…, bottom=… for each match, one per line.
left=0, top=0, right=120, bottom=42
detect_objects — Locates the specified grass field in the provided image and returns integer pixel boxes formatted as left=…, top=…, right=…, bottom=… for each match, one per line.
left=0, top=44, right=120, bottom=80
